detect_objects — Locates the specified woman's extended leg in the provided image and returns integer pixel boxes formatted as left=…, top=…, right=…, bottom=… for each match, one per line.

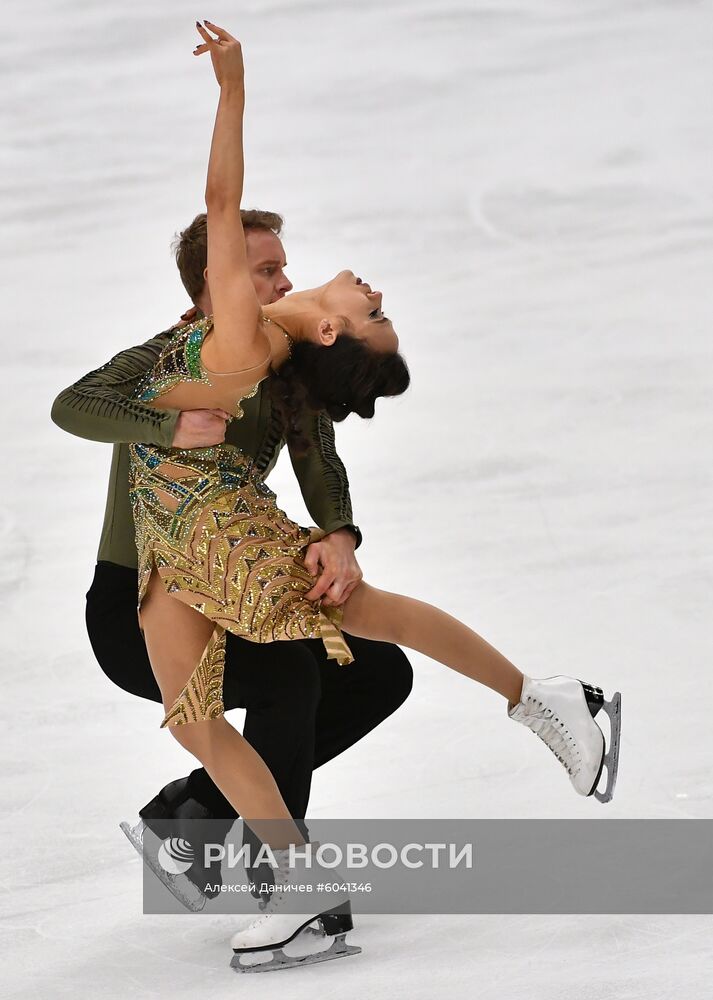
left=341, top=581, right=621, bottom=804
left=341, top=582, right=524, bottom=705
left=140, top=569, right=306, bottom=850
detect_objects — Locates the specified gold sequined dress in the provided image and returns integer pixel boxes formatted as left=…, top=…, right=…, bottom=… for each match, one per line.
left=127, top=314, right=353, bottom=728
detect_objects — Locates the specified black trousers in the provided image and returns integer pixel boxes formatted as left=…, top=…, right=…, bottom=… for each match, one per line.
left=86, top=561, right=413, bottom=836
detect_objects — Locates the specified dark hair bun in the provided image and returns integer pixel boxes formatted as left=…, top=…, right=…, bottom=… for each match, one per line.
left=268, top=336, right=410, bottom=452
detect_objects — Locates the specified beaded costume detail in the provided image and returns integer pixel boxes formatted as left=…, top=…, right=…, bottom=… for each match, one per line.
left=128, top=316, right=354, bottom=728
left=135, top=322, right=212, bottom=401
left=134, top=314, right=267, bottom=418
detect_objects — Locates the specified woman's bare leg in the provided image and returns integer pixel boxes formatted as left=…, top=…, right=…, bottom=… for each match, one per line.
left=140, top=570, right=305, bottom=850
left=342, top=582, right=524, bottom=705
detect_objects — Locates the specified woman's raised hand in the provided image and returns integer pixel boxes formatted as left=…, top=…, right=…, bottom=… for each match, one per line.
left=193, top=20, right=244, bottom=90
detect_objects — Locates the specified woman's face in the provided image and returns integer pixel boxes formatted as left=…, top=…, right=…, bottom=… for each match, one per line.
left=317, top=270, right=399, bottom=352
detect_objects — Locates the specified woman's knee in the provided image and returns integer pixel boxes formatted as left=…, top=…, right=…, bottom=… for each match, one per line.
left=168, top=715, right=227, bottom=762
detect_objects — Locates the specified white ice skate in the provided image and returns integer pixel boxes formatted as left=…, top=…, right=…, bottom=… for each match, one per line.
left=119, top=818, right=207, bottom=912
left=230, top=848, right=361, bottom=973
left=508, top=675, right=621, bottom=802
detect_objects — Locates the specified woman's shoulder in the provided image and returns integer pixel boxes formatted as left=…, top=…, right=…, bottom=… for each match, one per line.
left=134, top=315, right=214, bottom=402
left=150, top=314, right=213, bottom=362
left=178, top=314, right=215, bottom=377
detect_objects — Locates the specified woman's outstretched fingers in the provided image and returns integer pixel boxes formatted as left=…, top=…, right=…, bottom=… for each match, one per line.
left=193, top=21, right=212, bottom=53
left=203, top=20, right=237, bottom=41
left=195, top=21, right=213, bottom=41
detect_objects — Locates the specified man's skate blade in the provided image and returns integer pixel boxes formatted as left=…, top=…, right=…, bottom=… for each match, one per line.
left=119, top=820, right=206, bottom=912
left=231, top=933, right=361, bottom=973
left=593, top=691, right=621, bottom=804
left=119, top=820, right=144, bottom=859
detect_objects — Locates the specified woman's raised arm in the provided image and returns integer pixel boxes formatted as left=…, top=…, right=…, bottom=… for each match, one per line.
left=194, top=21, right=266, bottom=371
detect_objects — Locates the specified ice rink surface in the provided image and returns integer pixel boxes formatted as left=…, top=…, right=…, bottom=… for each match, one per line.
left=2, top=0, right=711, bottom=996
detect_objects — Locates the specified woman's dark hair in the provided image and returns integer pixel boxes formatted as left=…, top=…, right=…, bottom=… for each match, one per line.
left=268, top=335, right=410, bottom=453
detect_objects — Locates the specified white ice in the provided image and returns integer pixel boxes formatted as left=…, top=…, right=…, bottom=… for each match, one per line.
left=1, top=0, right=712, bottom=997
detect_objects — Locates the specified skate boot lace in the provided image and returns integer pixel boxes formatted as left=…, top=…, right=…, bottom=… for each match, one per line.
left=523, top=697, right=582, bottom=777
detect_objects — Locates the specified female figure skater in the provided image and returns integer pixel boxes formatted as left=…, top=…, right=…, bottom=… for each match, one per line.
left=129, top=21, right=620, bottom=967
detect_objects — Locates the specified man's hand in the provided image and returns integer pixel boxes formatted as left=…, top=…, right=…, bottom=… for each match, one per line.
left=171, top=409, right=232, bottom=449
left=304, top=528, right=363, bottom=607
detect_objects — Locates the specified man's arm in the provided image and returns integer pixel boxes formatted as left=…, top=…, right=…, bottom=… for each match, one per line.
left=288, top=410, right=362, bottom=544
left=51, top=326, right=231, bottom=449
left=51, top=330, right=180, bottom=445
left=288, top=410, right=364, bottom=605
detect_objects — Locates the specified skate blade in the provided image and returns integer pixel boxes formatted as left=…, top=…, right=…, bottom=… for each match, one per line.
left=231, top=932, right=361, bottom=974
left=119, top=820, right=206, bottom=912
left=593, top=692, right=621, bottom=804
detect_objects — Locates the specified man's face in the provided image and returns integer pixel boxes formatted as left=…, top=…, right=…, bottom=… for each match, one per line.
left=245, top=229, right=293, bottom=305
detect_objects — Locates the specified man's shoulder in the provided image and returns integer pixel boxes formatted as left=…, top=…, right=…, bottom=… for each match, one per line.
left=154, top=322, right=184, bottom=342
left=91, top=324, right=182, bottom=380
left=127, top=324, right=182, bottom=357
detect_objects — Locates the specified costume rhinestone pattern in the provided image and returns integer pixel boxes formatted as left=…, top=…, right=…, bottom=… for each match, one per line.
left=128, top=319, right=354, bottom=729
left=160, top=625, right=227, bottom=728
left=135, top=320, right=213, bottom=402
